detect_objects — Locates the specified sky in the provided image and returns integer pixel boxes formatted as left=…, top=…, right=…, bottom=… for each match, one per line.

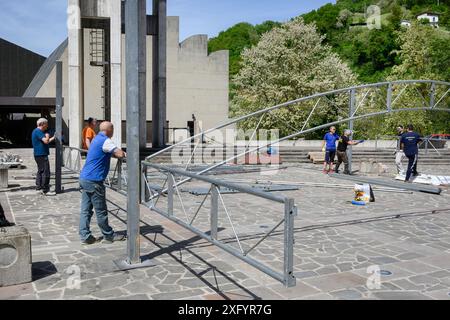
left=0, top=0, right=335, bottom=57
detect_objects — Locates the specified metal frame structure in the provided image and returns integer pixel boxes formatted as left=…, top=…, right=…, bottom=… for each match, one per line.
left=141, top=162, right=297, bottom=287
left=61, top=79, right=449, bottom=288
left=145, top=80, right=450, bottom=180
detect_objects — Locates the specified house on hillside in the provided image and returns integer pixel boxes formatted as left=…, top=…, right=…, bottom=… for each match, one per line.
left=416, top=12, right=440, bottom=28
left=400, top=20, right=411, bottom=28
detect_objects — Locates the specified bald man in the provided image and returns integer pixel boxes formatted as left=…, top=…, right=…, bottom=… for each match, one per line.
left=79, top=122, right=127, bottom=245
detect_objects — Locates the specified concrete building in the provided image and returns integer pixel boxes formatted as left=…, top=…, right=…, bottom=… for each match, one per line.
left=23, top=0, right=229, bottom=148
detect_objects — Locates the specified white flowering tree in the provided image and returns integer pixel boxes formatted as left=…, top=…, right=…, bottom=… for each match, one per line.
left=231, top=17, right=357, bottom=138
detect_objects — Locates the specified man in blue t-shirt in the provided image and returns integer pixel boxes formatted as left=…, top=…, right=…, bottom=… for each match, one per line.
left=31, top=118, right=55, bottom=195
left=400, top=124, right=422, bottom=183
left=321, top=126, right=340, bottom=174
left=79, top=121, right=127, bottom=245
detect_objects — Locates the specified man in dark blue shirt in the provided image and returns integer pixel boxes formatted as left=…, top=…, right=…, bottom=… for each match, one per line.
left=31, top=118, right=55, bottom=195
left=400, top=124, right=422, bottom=183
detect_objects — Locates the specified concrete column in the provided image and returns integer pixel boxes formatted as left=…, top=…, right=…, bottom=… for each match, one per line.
left=152, top=0, right=167, bottom=148
left=68, top=0, right=83, bottom=148
left=110, top=0, right=123, bottom=148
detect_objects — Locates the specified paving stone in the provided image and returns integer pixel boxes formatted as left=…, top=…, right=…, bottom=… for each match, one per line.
left=330, top=289, right=362, bottom=300
left=151, top=289, right=206, bottom=300
left=371, top=291, right=433, bottom=300
left=268, top=282, right=319, bottom=299
left=303, top=272, right=366, bottom=292
left=91, top=289, right=128, bottom=299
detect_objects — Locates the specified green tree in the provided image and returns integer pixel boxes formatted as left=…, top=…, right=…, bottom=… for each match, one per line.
left=232, top=18, right=357, bottom=137
left=389, top=3, right=403, bottom=28
left=208, top=21, right=281, bottom=78
left=383, top=23, right=450, bottom=134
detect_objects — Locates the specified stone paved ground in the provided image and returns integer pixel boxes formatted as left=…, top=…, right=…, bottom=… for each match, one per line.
left=1, top=148, right=450, bottom=300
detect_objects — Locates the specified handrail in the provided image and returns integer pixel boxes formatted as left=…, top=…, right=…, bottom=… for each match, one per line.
left=143, top=163, right=287, bottom=203
left=141, top=161, right=297, bottom=287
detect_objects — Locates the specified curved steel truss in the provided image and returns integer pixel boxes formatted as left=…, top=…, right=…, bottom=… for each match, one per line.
left=145, top=80, right=449, bottom=178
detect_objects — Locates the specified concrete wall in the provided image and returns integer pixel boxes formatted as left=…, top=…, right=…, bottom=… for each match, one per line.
left=34, top=16, right=229, bottom=145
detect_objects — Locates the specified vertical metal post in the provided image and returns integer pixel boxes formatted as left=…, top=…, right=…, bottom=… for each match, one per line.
left=348, top=89, right=356, bottom=174
left=141, top=164, right=147, bottom=203
left=284, top=198, right=296, bottom=287
left=430, top=82, right=436, bottom=109
left=387, top=83, right=393, bottom=112
left=167, top=173, right=174, bottom=216
left=55, top=61, right=63, bottom=194
left=210, top=185, right=219, bottom=240
left=125, top=0, right=146, bottom=266
left=117, top=160, right=123, bottom=191
left=152, top=0, right=167, bottom=149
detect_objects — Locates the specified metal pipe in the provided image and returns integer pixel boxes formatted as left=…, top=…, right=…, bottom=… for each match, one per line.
left=210, top=185, right=219, bottom=240
left=284, top=199, right=296, bottom=287
left=150, top=205, right=287, bottom=285
left=144, top=163, right=287, bottom=203
left=55, top=61, right=63, bottom=194
left=125, top=0, right=146, bottom=265
left=348, top=89, right=356, bottom=174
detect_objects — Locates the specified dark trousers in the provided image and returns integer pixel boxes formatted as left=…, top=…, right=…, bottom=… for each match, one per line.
left=405, top=154, right=418, bottom=181
left=336, top=151, right=349, bottom=173
left=35, top=156, right=50, bottom=191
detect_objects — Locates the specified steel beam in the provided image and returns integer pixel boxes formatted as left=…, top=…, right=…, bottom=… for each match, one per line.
left=55, top=61, right=64, bottom=194
left=348, top=88, right=356, bottom=174
left=122, top=0, right=147, bottom=267
left=210, top=185, right=219, bottom=240
left=284, top=198, right=296, bottom=287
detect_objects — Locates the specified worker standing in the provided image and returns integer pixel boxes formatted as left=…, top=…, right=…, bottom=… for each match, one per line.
left=401, top=124, right=422, bottom=183
left=335, top=130, right=361, bottom=175
left=321, top=126, right=339, bottom=174
left=32, top=118, right=56, bottom=196
left=82, top=118, right=97, bottom=150
left=79, top=122, right=127, bottom=245
left=395, top=125, right=406, bottom=174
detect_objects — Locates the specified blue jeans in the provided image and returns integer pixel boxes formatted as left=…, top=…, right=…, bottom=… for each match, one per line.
left=79, top=179, right=114, bottom=241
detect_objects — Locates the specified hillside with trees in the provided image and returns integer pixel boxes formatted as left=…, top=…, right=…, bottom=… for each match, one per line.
left=208, top=0, right=450, bottom=137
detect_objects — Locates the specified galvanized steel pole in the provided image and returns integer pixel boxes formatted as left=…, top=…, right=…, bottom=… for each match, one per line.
left=348, top=89, right=356, bottom=174
left=125, top=0, right=146, bottom=265
left=55, top=61, right=63, bottom=194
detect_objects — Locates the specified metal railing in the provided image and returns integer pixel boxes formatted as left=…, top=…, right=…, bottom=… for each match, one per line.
left=141, top=162, right=297, bottom=287
left=374, top=135, right=448, bottom=156
left=62, top=146, right=127, bottom=195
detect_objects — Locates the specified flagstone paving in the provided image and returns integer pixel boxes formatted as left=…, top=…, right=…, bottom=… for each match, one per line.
left=1, top=148, right=450, bottom=300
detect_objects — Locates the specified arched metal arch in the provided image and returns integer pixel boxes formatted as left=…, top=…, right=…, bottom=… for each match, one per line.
left=146, top=79, right=450, bottom=166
